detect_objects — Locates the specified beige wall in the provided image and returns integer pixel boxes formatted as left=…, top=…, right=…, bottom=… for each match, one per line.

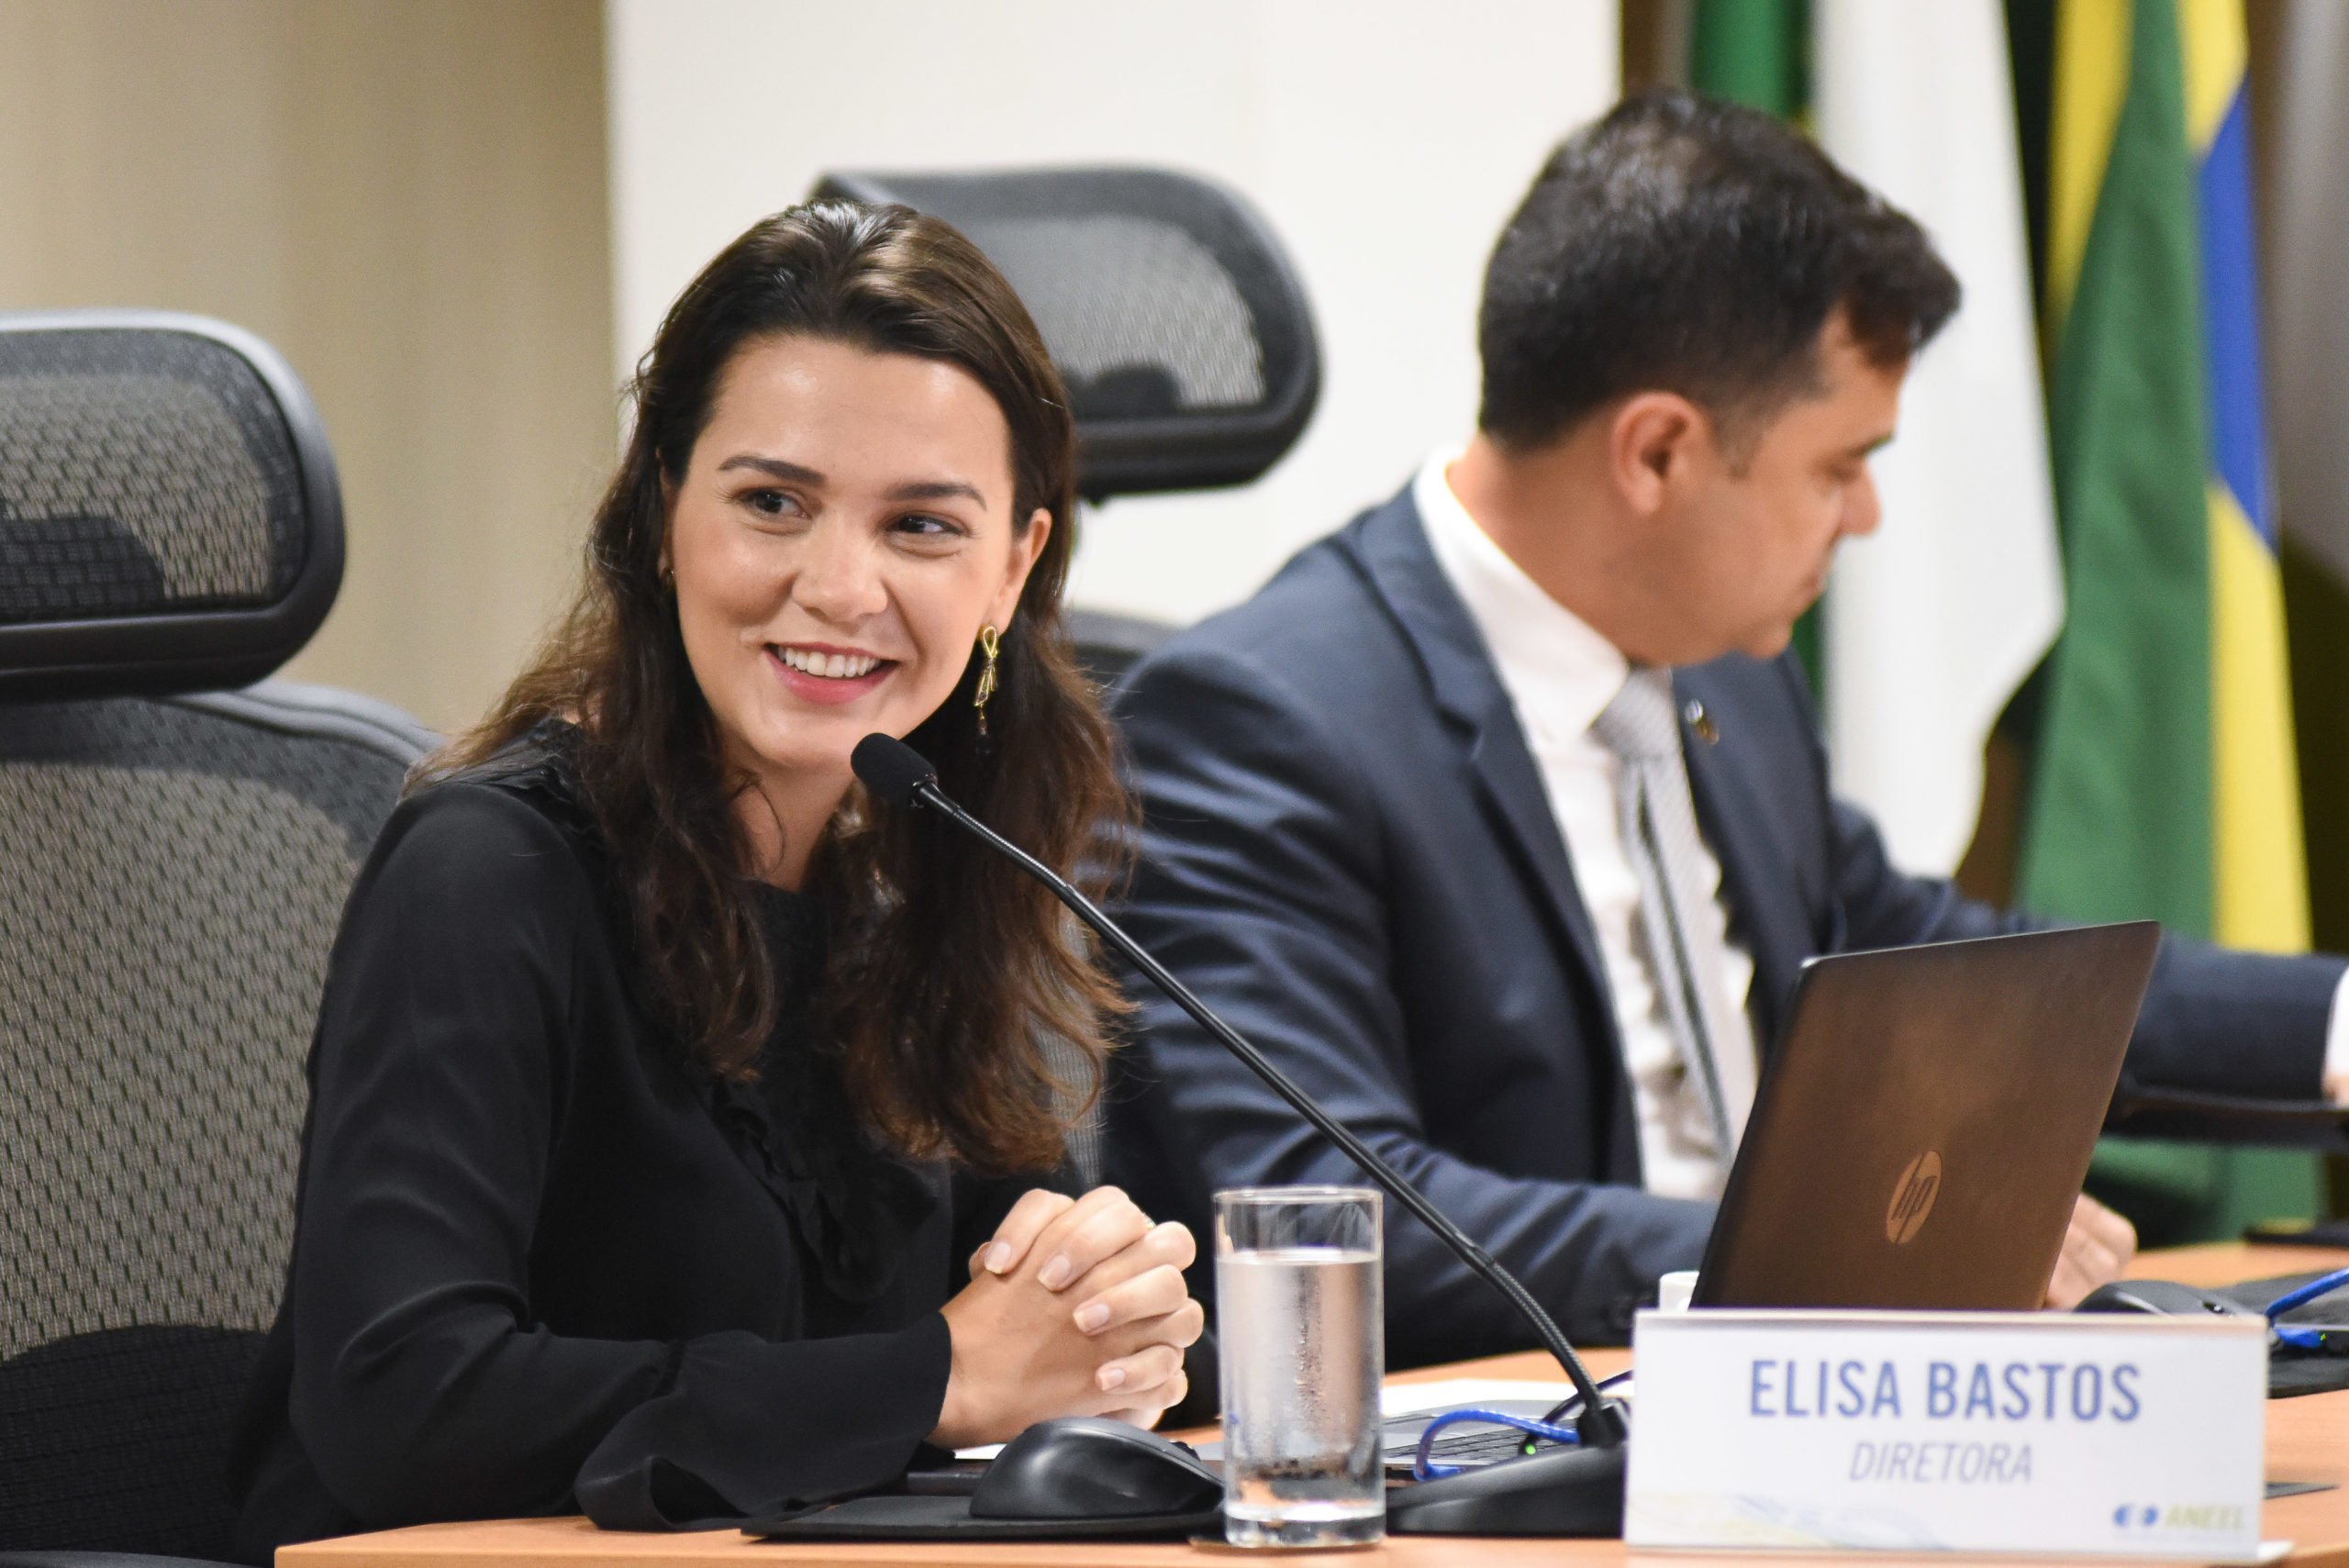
left=0, top=0, right=615, bottom=733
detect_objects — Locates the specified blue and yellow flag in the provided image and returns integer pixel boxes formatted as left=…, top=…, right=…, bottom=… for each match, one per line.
left=2188, top=3, right=2309, bottom=951
left=2021, top=0, right=2307, bottom=951
left=2020, top=0, right=2313, bottom=1240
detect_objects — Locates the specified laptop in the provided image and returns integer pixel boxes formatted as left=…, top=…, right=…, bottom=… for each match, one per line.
left=1381, top=922, right=2160, bottom=1470
left=1694, top=922, right=2160, bottom=1309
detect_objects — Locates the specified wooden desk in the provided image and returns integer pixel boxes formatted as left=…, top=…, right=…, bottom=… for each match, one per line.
left=281, top=1247, right=2349, bottom=1568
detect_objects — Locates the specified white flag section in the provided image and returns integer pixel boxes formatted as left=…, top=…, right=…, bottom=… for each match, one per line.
left=1813, top=0, right=2064, bottom=875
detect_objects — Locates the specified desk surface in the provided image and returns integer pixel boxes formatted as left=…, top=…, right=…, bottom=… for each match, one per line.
left=280, top=1245, right=2349, bottom=1568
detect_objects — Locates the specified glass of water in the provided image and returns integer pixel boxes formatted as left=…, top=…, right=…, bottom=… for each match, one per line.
left=1214, top=1185, right=1385, bottom=1549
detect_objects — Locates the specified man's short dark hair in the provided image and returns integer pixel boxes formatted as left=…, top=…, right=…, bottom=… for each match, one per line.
left=1477, top=89, right=1961, bottom=452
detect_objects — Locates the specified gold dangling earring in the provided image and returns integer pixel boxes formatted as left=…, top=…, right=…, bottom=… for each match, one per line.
left=973, top=624, right=1001, bottom=739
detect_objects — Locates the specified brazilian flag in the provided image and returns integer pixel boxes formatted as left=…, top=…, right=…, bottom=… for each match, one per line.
left=2015, top=0, right=2316, bottom=1238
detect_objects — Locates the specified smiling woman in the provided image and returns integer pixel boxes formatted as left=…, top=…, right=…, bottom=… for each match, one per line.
left=663, top=337, right=1054, bottom=891
left=227, top=204, right=1200, bottom=1556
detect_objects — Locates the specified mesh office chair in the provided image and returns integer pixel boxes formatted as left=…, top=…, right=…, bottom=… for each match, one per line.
left=810, top=166, right=1322, bottom=688
left=0, top=313, right=435, bottom=1565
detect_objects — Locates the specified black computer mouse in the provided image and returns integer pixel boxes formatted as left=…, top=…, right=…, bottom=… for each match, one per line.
left=2076, top=1278, right=2260, bottom=1318
left=971, top=1416, right=1221, bottom=1520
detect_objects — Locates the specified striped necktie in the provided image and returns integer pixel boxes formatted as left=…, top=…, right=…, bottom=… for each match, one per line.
left=1590, top=666, right=1755, bottom=1162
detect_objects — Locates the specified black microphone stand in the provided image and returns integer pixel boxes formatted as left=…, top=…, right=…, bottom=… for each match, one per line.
left=867, top=741, right=1630, bottom=1536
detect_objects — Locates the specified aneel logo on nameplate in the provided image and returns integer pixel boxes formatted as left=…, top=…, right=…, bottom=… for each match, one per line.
left=1624, top=1309, right=2267, bottom=1562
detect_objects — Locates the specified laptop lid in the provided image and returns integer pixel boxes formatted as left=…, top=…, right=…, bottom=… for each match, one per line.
left=1693, top=922, right=2160, bottom=1311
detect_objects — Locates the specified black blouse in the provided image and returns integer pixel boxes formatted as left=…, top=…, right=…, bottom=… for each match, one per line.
left=228, top=738, right=1069, bottom=1558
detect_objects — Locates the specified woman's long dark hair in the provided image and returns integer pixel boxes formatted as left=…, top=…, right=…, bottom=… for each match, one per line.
left=426, top=201, right=1128, bottom=1174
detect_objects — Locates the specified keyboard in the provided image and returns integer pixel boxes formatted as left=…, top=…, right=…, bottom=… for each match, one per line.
left=1378, top=1397, right=1583, bottom=1474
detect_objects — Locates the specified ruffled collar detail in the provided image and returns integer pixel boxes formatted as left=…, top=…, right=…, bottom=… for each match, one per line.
left=707, top=886, right=940, bottom=1305
left=463, top=724, right=941, bottom=1306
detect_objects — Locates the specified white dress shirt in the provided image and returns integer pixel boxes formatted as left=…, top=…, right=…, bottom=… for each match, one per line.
left=1416, top=452, right=1759, bottom=1200
left=1414, top=450, right=2349, bottom=1184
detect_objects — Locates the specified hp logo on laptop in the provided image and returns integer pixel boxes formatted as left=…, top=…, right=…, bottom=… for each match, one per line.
left=1886, top=1151, right=1943, bottom=1243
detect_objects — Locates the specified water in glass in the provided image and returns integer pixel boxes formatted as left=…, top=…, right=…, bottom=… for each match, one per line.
left=1217, top=1244, right=1384, bottom=1547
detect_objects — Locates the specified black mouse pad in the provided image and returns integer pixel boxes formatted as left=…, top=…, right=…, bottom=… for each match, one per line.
left=2269, top=1357, right=2349, bottom=1398
left=2221, top=1270, right=2349, bottom=1327
left=2267, top=1480, right=2335, bottom=1499
left=745, top=1494, right=1223, bottom=1541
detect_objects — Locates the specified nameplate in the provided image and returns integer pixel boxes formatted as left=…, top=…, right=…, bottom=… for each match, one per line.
left=1624, top=1309, right=2267, bottom=1560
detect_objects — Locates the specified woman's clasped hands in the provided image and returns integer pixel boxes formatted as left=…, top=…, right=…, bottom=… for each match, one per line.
left=930, top=1186, right=1204, bottom=1449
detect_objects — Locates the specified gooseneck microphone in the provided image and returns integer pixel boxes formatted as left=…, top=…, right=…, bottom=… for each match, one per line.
left=853, top=732, right=1629, bottom=1537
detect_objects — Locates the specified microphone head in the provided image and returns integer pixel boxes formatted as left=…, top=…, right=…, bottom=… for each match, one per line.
left=852, top=733, right=938, bottom=806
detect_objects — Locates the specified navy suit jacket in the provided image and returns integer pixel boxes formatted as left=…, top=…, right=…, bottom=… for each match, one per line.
left=1105, top=485, right=2342, bottom=1364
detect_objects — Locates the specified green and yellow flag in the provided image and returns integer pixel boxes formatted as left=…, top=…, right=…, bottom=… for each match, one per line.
left=2020, top=0, right=2307, bottom=951
left=2017, top=0, right=2314, bottom=1235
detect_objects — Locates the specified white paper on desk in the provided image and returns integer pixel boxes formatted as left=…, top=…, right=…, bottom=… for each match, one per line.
left=963, top=1378, right=1586, bottom=1464
left=1379, top=1378, right=1575, bottom=1417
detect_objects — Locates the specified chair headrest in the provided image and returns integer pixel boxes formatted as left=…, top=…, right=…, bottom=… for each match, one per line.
left=0, top=310, right=344, bottom=701
left=811, top=167, right=1320, bottom=501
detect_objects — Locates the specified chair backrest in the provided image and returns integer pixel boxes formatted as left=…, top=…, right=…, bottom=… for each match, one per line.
left=0, top=313, right=433, bottom=1559
left=0, top=313, right=344, bottom=701
left=810, top=167, right=1320, bottom=504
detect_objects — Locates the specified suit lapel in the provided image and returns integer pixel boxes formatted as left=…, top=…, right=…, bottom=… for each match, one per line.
left=1674, top=665, right=1810, bottom=1055
left=1462, top=719, right=1615, bottom=1003
left=1344, top=491, right=1619, bottom=1054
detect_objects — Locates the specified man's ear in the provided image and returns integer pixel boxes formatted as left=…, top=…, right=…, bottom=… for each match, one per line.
left=1609, top=392, right=1706, bottom=516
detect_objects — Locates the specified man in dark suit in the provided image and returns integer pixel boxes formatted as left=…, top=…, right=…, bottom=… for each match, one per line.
left=1105, top=91, right=2349, bottom=1364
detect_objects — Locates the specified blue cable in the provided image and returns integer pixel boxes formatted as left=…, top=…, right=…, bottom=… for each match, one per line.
left=2266, top=1265, right=2349, bottom=1352
left=1411, top=1408, right=1580, bottom=1481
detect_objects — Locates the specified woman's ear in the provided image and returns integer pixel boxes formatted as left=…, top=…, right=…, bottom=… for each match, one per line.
left=655, top=473, right=679, bottom=582
left=988, top=507, right=1053, bottom=631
